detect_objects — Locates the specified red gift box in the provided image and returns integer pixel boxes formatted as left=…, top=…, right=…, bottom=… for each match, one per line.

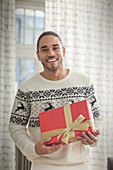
left=39, top=100, right=94, bottom=145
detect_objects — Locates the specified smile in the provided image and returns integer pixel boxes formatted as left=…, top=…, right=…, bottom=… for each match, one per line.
left=47, top=58, right=58, bottom=62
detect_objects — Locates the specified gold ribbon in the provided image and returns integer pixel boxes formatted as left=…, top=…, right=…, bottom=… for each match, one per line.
left=41, top=105, right=93, bottom=144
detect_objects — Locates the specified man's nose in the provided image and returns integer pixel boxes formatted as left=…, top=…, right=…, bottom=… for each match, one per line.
left=48, top=49, right=55, bottom=57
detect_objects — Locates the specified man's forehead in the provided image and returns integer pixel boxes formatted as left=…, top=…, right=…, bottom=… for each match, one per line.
left=39, top=35, right=61, bottom=47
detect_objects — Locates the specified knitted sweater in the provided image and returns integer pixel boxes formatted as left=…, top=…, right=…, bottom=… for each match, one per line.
left=9, top=70, right=103, bottom=167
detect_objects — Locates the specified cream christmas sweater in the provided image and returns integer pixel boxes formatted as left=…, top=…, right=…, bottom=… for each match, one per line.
left=9, top=70, right=103, bottom=165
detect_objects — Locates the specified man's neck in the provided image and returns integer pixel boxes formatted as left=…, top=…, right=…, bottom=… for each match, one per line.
left=40, top=68, right=69, bottom=81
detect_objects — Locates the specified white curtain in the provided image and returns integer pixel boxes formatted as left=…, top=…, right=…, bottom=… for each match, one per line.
left=45, top=0, right=113, bottom=170
left=0, top=0, right=16, bottom=169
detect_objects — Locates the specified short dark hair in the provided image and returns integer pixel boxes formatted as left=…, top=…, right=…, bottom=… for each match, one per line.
left=37, top=31, right=63, bottom=52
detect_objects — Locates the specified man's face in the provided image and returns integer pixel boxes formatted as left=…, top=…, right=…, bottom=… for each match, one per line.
left=36, top=35, right=65, bottom=72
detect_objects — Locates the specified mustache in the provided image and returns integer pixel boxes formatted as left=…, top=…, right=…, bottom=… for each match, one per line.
left=47, top=55, right=56, bottom=59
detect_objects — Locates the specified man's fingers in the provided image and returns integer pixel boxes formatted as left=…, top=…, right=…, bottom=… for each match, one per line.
left=48, top=144, right=62, bottom=153
left=86, top=132, right=97, bottom=142
left=40, top=138, right=51, bottom=145
left=39, top=143, right=62, bottom=155
left=80, top=137, right=90, bottom=145
left=81, top=132, right=97, bottom=145
left=35, top=139, right=62, bottom=155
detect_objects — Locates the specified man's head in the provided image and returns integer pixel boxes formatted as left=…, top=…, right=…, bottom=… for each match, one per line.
left=37, top=31, right=63, bottom=52
left=36, top=31, right=65, bottom=72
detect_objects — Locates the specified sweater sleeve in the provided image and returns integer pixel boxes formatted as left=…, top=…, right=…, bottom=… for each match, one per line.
left=8, top=84, right=39, bottom=161
left=8, top=123, right=39, bottom=160
left=86, top=79, right=103, bottom=147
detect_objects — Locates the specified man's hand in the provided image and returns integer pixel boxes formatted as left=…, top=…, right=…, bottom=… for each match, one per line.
left=35, top=138, right=62, bottom=155
left=80, top=130, right=100, bottom=145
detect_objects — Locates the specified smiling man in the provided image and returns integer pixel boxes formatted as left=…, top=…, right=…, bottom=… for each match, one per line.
left=36, top=32, right=67, bottom=80
left=9, top=31, right=103, bottom=170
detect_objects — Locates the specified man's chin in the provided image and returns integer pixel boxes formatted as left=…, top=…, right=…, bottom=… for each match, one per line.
left=43, top=62, right=62, bottom=72
left=47, top=67, right=59, bottom=72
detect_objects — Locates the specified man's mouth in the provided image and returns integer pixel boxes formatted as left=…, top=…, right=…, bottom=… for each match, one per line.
left=47, top=58, right=58, bottom=62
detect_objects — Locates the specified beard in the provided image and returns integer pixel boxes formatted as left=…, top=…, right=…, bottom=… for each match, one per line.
left=42, top=60, right=63, bottom=72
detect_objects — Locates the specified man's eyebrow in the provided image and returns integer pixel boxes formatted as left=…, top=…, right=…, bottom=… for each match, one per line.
left=53, top=44, right=59, bottom=47
left=40, top=44, right=59, bottom=49
left=41, top=45, right=47, bottom=49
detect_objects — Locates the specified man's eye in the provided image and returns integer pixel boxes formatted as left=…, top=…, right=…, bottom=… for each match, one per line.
left=42, top=49, right=47, bottom=51
left=53, top=47, right=59, bottom=50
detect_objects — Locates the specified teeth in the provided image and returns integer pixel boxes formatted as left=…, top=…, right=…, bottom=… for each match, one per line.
left=48, top=59, right=57, bottom=62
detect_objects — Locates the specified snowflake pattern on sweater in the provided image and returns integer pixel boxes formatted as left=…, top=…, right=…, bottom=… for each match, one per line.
left=10, top=84, right=100, bottom=127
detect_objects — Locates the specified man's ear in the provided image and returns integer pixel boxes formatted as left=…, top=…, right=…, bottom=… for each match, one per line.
left=63, top=47, right=65, bottom=57
left=36, top=51, right=40, bottom=61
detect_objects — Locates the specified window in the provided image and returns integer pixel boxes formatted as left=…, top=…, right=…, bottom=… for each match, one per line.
left=16, top=58, right=36, bottom=87
left=16, top=1, right=45, bottom=87
left=16, top=8, right=44, bottom=44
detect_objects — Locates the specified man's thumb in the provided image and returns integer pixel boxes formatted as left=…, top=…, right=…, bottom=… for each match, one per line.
left=95, top=129, right=100, bottom=136
left=41, top=138, right=51, bottom=144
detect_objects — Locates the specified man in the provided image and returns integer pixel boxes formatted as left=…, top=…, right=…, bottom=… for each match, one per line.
left=9, top=31, right=103, bottom=170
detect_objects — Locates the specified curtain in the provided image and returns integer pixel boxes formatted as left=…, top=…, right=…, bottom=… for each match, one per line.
left=45, top=0, right=113, bottom=170
left=0, top=0, right=16, bottom=169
